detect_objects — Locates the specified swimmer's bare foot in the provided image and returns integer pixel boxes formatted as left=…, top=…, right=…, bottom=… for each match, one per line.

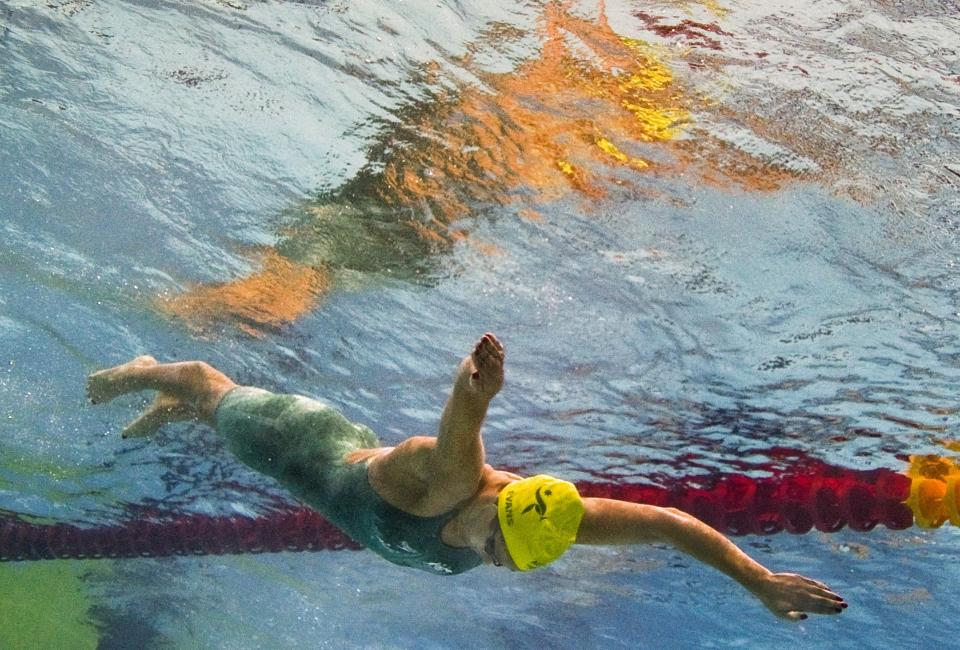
left=458, top=333, right=504, bottom=400
left=122, top=393, right=193, bottom=439
left=86, top=356, right=158, bottom=404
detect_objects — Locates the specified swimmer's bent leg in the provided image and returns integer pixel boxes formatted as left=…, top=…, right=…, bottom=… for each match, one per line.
left=214, top=387, right=378, bottom=508
left=88, top=358, right=236, bottom=419
left=87, top=358, right=238, bottom=437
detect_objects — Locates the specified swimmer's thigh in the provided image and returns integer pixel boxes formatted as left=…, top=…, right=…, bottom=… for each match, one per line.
left=214, top=387, right=378, bottom=501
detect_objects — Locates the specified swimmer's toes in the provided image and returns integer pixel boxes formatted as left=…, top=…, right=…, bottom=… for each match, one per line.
left=86, top=355, right=157, bottom=404
left=86, top=372, right=115, bottom=405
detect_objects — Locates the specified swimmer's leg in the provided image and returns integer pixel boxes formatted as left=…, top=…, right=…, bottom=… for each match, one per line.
left=87, top=357, right=237, bottom=435
left=87, top=355, right=159, bottom=404
left=120, top=393, right=195, bottom=439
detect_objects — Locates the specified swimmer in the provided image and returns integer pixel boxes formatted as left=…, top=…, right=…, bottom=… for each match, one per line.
left=87, top=333, right=846, bottom=621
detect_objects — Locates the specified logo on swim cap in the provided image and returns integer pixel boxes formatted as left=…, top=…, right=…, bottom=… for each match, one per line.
left=524, top=486, right=551, bottom=519
left=497, top=475, right=584, bottom=571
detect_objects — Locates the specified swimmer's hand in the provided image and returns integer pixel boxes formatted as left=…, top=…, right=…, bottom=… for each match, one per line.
left=752, top=572, right=847, bottom=621
left=460, top=333, right=504, bottom=400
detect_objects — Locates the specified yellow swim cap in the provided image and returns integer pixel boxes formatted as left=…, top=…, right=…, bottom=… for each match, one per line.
left=497, top=475, right=585, bottom=571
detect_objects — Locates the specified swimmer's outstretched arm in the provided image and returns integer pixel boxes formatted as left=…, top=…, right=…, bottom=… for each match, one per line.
left=576, top=499, right=847, bottom=621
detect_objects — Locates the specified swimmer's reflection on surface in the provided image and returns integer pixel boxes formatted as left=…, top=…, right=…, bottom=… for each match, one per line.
left=83, top=333, right=846, bottom=622
left=160, top=3, right=787, bottom=337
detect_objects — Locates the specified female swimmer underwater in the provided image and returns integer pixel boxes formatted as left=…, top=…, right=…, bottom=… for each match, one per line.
left=87, top=333, right=846, bottom=621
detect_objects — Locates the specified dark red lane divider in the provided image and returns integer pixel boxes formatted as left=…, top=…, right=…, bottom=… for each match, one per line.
left=0, top=508, right=362, bottom=562
left=577, top=465, right=913, bottom=535
left=0, top=461, right=923, bottom=562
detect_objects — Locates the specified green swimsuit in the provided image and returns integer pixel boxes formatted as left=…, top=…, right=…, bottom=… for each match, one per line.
left=214, top=387, right=482, bottom=575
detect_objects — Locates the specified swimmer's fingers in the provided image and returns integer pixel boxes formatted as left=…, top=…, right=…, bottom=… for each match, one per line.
left=474, top=333, right=504, bottom=366
left=473, top=333, right=503, bottom=360
left=789, top=574, right=826, bottom=590
left=756, top=573, right=847, bottom=621
left=484, top=332, right=504, bottom=357
left=469, top=333, right=504, bottom=396
left=804, top=584, right=844, bottom=603
left=778, top=595, right=845, bottom=622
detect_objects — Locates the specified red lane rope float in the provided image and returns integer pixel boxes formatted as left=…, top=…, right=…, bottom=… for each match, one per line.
left=576, top=464, right=913, bottom=535
left=0, top=509, right=361, bottom=562
left=0, top=463, right=926, bottom=562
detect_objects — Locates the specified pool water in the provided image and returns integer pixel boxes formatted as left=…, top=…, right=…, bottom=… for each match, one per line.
left=1, top=0, right=958, bottom=647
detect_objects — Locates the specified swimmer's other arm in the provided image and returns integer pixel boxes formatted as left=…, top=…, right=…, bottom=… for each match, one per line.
left=370, top=334, right=504, bottom=516
left=426, top=334, right=505, bottom=507
left=576, top=499, right=847, bottom=621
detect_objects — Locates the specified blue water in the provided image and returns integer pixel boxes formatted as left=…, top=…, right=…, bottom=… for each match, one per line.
left=2, top=0, right=959, bottom=647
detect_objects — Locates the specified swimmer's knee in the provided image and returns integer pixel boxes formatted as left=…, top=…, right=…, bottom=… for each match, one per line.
left=190, top=362, right=236, bottom=419
left=178, top=360, right=229, bottom=388
left=187, top=360, right=215, bottom=378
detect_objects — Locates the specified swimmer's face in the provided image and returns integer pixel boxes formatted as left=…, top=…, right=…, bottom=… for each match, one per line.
left=484, top=517, right=519, bottom=571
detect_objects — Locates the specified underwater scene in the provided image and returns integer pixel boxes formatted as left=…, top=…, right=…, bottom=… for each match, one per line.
left=1, top=0, right=958, bottom=647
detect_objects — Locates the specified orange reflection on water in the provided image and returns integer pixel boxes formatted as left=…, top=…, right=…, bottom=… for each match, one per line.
left=158, top=249, right=329, bottom=337
left=164, top=1, right=801, bottom=334
left=364, top=6, right=693, bottom=234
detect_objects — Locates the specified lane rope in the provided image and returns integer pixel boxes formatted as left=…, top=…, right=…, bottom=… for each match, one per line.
left=7, top=456, right=955, bottom=562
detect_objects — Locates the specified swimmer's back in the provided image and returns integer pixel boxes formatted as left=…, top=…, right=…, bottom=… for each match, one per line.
left=215, top=387, right=481, bottom=574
